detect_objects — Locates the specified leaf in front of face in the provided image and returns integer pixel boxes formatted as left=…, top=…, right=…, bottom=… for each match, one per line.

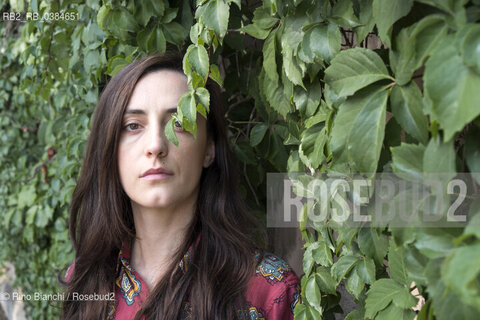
left=325, top=48, right=392, bottom=98
left=372, top=0, right=413, bottom=47
left=165, top=118, right=179, bottom=146
left=424, top=36, right=480, bottom=142
left=194, top=87, right=210, bottom=116
left=347, top=88, right=389, bottom=174
left=178, top=92, right=197, bottom=136
left=390, top=82, right=428, bottom=145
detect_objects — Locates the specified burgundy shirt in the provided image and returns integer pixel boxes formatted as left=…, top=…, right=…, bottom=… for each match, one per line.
left=68, top=241, right=301, bottom=319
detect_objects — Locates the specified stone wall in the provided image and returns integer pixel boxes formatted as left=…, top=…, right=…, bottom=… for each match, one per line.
left=0, top=263, right=26, bottom=320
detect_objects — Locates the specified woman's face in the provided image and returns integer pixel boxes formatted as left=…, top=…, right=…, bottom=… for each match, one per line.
left=117, top=70, right=215, bottom=212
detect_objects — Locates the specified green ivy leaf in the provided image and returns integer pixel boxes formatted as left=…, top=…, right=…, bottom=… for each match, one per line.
left=390, top=82, right=428, bottom=144
left=315, top=266, right=337, bottom=294
left=388, top=241, right=408, bottom=285
left=457, top=24, right=480, bottom=74
left=441, top=242, right=480, bottom=311
left=282, top=48, right=304, bottom=88
left=355, top=0, right=375, bottom=43
left=356, top=257, right=376, bottom=284
left=391, top=143, right=425, bottom=182
left=293, top=80, right=321, bottom=117
left=252, top=6, right=278, bottom=29
left=305, top=274, right=322, bottom=311
left=165, top=118, right=179, bottom=146
left=465, top=126, right=480, bottom=185
left=365, top=278, right=417, bottom=318
left=346, top=268, right=365, bottom=299
left=250, top=124, right=269, bottom=147
left=390, top=15, right=447, bottom=85
left=197, top=0, right=230, bottom=38
left=423, top=137, right=456, bottom=177
left=195, top=87, right=210, bottom=118
left=241, top=24, right=271, bottom=40
left=163, top=22, right=186, bottom=46
left=330, top=0, right=362, bottom=28
left=262, top=30, right=278, bottom=85
left=331, top=254, right=359, bottom=282
left=299, top=124, right=327, bottom=170
left=348, top=89, right=389, bottom=173
left=424, top=36, right=480, bottom=141
left=300, top=23, right=341, bottom=64
left=208, top=64, right=222, bottom=86
left=178, top=92, right=197, bottom=135
left=372, top=0, right=413, bottom=47
left=325, top=48, right=392, bottom=98
left=18, top=185, right=36, bottom=209
left=311, top=239, right=333, bottom=267
left=97, top=6, right=110, bottom=30
left=375, top=303, right=416, bottom=320
left=186, top=45, right=210, bottom=80
left=358, top=228, right=389, bottom=264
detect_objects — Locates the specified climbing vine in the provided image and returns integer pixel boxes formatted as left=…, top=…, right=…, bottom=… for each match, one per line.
left=1, top=0, right=480, bottom=319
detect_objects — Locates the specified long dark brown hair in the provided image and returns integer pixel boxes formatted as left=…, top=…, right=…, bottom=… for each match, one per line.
left=61, top=53, right=261, bottom=319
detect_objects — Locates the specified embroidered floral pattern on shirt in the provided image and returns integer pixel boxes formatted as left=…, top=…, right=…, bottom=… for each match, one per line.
left=290, top=283, right=301, bottom=313
left=116, top=260, right=141, bottom=306
left=256, top=253, right=291, bottom=283
left=248, top=306, right=265, bottom=320
left=107, top=302, right=116, bottom=320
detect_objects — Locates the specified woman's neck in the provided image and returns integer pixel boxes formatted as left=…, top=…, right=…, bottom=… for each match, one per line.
left=130, top=204, right=195, bottom=290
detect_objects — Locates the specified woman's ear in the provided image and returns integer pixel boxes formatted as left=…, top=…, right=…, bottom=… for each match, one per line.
left=203, top=139, right=215, bottom=168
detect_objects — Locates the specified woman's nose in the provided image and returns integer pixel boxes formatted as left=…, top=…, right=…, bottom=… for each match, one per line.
left=144, top=124, right=168, bottom=158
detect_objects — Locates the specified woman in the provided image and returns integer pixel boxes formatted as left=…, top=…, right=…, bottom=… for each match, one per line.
left=62, top=53, right=300, bottom=319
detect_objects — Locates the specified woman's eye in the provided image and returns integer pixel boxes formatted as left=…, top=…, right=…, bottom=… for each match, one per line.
left=174, top=120, right=184, bottom=130
left=124, top=123, right=141, bottom=131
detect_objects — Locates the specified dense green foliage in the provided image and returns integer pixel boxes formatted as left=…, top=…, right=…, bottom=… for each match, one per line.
left=1, top=0, right=480, bottom=319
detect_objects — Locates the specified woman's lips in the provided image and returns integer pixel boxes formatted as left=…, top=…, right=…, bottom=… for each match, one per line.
left=140, top=168, right=173, bottom=180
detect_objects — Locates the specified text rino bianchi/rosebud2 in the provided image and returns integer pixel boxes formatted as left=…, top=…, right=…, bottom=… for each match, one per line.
left=0, top=291, right=114, bottom=302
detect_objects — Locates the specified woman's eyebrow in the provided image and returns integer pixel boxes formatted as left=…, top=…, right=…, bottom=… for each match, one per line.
left=124, top=107, right=177, bottom=115
left=124, top=109, right=146, bottom=115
